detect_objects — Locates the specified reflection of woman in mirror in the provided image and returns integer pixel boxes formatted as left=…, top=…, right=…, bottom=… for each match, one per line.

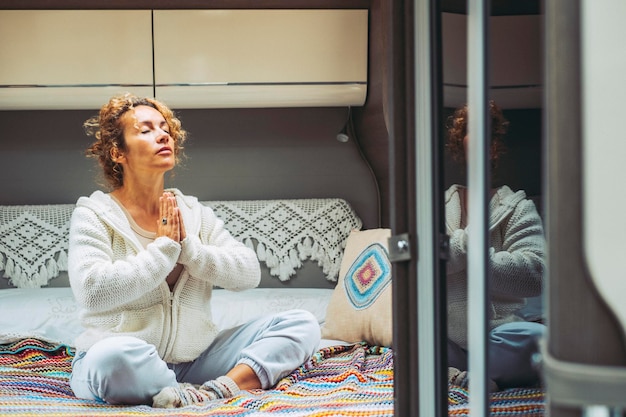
left=444, top=101, right=545, bottom=391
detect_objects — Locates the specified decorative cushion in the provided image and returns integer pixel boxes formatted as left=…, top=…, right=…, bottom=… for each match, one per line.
left=321, top=229, right=393, bottom=346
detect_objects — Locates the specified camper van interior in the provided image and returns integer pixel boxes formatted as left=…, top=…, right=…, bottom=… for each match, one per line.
left=3, top=1, right=619, bottom=417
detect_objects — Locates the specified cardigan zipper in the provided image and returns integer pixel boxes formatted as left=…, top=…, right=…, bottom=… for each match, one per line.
left=161, top=290, right=176, bottom=360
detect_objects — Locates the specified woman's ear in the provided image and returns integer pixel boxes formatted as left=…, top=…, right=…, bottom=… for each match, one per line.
left=111, top=147, right=124, bottom=163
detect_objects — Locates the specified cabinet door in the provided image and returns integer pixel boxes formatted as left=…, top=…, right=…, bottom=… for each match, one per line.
left=153, top=9, right=368, bottom=108
left=0, top=10, right=153, bottom=110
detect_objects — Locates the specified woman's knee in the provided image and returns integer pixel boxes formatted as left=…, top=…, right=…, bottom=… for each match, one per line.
left=490, top=321, right=545, bottom=350
left=83, top=336, right=153, bottom=373
left=74, top=336, right=175, bottom=404
left=281, top=310, right=321, bottom=350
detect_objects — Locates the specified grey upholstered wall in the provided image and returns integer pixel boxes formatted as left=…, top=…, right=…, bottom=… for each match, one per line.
left=0, top=107, right=380, bottom=227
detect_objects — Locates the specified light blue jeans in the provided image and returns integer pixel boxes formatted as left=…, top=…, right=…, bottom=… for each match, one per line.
left=448, top=321, right=545, bottom=389
left=70, top=309, right=321, bottom=405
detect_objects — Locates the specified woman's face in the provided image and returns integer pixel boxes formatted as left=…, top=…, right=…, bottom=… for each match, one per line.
left=116, top=105, right=176, bottom=176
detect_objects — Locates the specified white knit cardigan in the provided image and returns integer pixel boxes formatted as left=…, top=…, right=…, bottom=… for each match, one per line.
left=445, top=184, right=545, bottom=349
left=67, top=188, right=261, bottom=363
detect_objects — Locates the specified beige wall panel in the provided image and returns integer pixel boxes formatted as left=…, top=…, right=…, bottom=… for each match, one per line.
left=582, top=0, right=626, bottom=338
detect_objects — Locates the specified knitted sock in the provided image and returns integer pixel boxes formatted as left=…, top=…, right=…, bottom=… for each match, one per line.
left=448, top=367, right=499, bottom=392
left=152, top=376, right=240, bottom=408
left=201, top=375, right=240, bottom=399
left=448, top=366, right=468, bottom=387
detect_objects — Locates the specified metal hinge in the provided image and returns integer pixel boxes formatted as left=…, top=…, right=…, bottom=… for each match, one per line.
left=388, top=233, right=412, bottom=262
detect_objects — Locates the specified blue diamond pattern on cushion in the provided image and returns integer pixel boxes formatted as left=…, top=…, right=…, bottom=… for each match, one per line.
left=343, top=243, right=391, bottom=310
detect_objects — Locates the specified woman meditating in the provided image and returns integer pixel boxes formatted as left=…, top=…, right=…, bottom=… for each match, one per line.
left=67, top=93, right=320, bottom=407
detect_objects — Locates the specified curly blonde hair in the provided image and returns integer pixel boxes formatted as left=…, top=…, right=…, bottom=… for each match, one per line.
left=84, top=93, right=187, bottom=190
left=445, top=100, right=509, bottom=169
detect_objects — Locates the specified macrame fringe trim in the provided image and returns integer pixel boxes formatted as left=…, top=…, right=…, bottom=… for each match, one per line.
left=0, top=250, right=68, bottom=289
left=251, top=237, right=341, bottom=282
left=0, top=199, right=359, bottom=287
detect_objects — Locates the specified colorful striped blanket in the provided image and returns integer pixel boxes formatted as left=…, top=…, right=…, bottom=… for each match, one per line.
left=0, top=339, right=544, bottom=416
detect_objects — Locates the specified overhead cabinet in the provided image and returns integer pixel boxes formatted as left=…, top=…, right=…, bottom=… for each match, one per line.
left=442, top=13, right=543, bottom=109
left=0, top=10, right=154, bottom=110
left=0, top=9, right=368, bottom=110
left=153, top=9, right=368, bottom=108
